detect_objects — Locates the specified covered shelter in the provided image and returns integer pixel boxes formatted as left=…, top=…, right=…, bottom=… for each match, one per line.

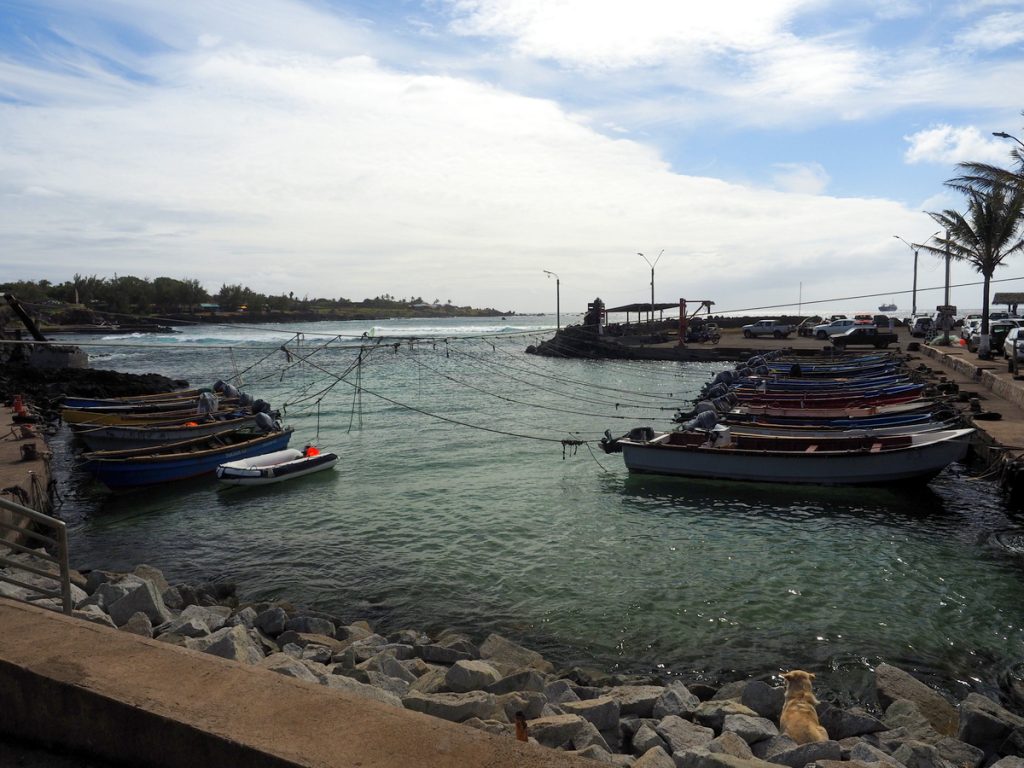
left=993, top=293, right=1024, bottom=316
left=605, top=302, right=679, bottom=325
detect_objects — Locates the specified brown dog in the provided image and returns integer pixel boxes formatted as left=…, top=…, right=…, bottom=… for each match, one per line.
left=780, top=670, right=829, bottom=744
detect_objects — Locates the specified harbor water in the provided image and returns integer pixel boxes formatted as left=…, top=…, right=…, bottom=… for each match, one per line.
left=52, top=316, right=1024, bottom=706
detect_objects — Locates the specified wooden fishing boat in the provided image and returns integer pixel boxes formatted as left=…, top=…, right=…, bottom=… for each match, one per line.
left=81, top=428, right=294, bottom=489
left=731, top=383, right=925, bottom=408
left=62, top=404, right=242, bottom=427
left=61, top=388, right=206, bottom=409
left=216, top=447, right=337, bottom=486
left=74, top=413, right=269, bottom=451
left=600, top=426, right=973, bottom=485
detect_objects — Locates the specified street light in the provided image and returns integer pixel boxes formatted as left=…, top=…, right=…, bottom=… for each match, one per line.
left=637, top=250, right=664, bottom=324
left=993, top=131, right=1024, bottom=150
left=543, top=270, right=560, bottom=331
left=893, top=232, right=939, bottom=317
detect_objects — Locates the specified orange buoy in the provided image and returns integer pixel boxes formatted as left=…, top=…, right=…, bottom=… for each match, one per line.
left=305, top=445, right=320, bottom=457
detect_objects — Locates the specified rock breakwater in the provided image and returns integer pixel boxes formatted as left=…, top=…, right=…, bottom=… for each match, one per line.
left=3, top=550, right=1024, bottom=768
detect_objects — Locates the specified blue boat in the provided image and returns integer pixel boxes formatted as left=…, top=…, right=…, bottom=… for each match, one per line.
left=81, top=427, right=294, bottom=489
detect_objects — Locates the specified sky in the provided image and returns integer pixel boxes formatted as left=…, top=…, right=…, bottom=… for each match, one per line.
left=2, top=0, right=1024, bottom=316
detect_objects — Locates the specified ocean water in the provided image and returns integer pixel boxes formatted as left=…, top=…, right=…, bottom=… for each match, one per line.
left=50, top=316, right=1024, bottom=706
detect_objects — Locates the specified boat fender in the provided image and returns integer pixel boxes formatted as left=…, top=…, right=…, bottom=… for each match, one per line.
left=304, top=445, right=320, bottom=457
left=627, top=426, right=655, bottom=442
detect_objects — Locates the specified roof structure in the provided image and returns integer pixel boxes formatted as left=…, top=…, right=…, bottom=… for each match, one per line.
left=993, top=293, right=1024, bottom=305
left=605, top=302, right=679, bottom=313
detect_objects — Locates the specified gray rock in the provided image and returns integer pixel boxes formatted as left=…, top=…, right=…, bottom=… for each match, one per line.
left=656, top=715, right=716, bottom=753
left=79, top=577, right=141, bottom=612
left=362, top=653, right=418, bottom=685
left=161, top=586, right=183, bottom=611
left=957, top=693, right=1024, bottom=754
left=485, top=669, right=549, bottom=695
left=875, top=664, right=958, bottom=737
left=849, top=740, right=907, bottom=767
left=132, top=564, right=169, bottom=594
left=572, top=719, right=613, bottom=752
left=399, top=657, right=434, bottom=678
left=561, top=696, right=620, bottom=732
left=444, top=659, right=502, bottom=693
left=84, top=569, right=119, bottom=594
left=709, top=732, right=755, bottom=759
left=634, top=723, right=670, bottom=756
left=608, top=686, right=670, bottom=718
left=526, top=713, right=595, bottom=749
left=156, top=614, right=211, bottom=639
left=568, top=744, right=617, bottom=764
left=496, top=690, right=546, bottom=721
left=401, top=690, right=499, bottom=723
left=284, top=615, right=336, bottom=637
left=741, top=682, right=785, bottom=721
left=695, top=700, right=759, bottom=732
left=342, top=669, right=410, bottom=698
left=254, top=606, right=288, bottom=636
left=635, top=746, right=675, bottom=768
left=248, top=627, right=279, bottom=656
left=766, top=740, right=841, bottom=768
left=714, top=682, right=751, bottom=700
left=546, top=679, right=582, bottom=704
left=479, top=632, right=553, bottom=674
left=185, top=625, right=264, bottom=664
left=416, top=643, right=473, bottom=665
left=258, top=652, right=321, bottom=683
left=227, top=606, right=257, bottom=629
left=179, top=604, right=230, bottom=632
left=751, top=735, right=798, bottom=760
left=408, top=666, right=448, bottom=694
left=107, top=578, right=173, bottom=627
left=276, top=630, right=345, bottom=653
left=819, top=705, right=886, bottom=740
left=324, top=673, right=402, bottom=707
left=891, top=740, right=958, bottom=768
left=991, top=759, right=1024, bottom=768
left=377, top=643, right=415, bottom=661
left=72, top=604, right=116, bottom=628
left=723, top=714, right=778, bottom=744
left=883, top=701, right=983, bottom=768
left=689, top=753, right=778, bottom=768
left=120, top=611, right=153, bottom=638
left=302, top=645, right=333, bottom=664
left=462, top=717, right=512, bottom=737
left=655, top=681, right=702, bottom=719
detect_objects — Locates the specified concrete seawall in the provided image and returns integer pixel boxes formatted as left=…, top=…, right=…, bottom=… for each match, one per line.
left=0, top=598, right=597, bottom=767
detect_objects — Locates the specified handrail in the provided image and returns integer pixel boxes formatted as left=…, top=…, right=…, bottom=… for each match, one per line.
left=0, top=497, right=72, bottom=615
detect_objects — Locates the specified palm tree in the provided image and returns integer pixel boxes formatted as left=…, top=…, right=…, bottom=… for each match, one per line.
left=949, top=111, right=1024, bottom=194
left=921, top=180, right=1024, bottom=356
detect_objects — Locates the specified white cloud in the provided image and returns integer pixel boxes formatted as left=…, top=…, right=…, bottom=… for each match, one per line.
left=903, top=124, right=1013, bottom=165
left=771, top=162, right=830, bottom=194
left=955, top=11, right=1024, bottom=50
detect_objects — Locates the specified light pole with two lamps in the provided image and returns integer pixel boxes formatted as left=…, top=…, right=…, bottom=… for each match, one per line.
left=637, top=250, right=664, bottom=324
left=993, top=131, right=1024, bottom=150
left=543, top=270, right=560, bottom=330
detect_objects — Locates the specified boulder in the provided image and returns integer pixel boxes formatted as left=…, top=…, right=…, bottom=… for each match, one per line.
left=709, top=732, right=755, bottom=759
left=882, top=701, right=984, bottom=768
left=360, top=653, right=418, bottom=685
left=875, top=664, right=958, bottom=736
left=284, top=615, right=336, bottom=637
left=120, top=611, right=153, bottom=638
left=849, top=740, right=907, bottom=767
left=227, top=606, right=257, bottom=630
left=691, top=754, right=779, bottom=768
left=79, top=577, right=143, bottom=612
left=84, top=569, right=119, bottom=594
left=633, top=723, right=669, bottom=756
left=258, top=653, right=321, bottom=683
left=957, top=693, right=1024, bottom=756
left=567, top=744, right=617, bottom=765
left=723, top=714, right=778, bottom=744
left=496, top=691, right=547, bottom=721
left=486, top=669, right=549, bottom=695
left=185, top=625, right=264, bottom=665
left=741, top=681, right=785, bottom=722
left=818, top=705, right=886, bottom=740
left=408, top=667, right=448, bottom=695
left=445, top=659, right=503, bottom=693
left=655, top=715, right=715, bottom=753
left=607, top=686, right=669, bottom=718
left=695, top=700, right=759, bottom=732
left=635, top=746, right=675, bottom=768
left=401, top=690, right=500, bottom=723
left=991, top=759, right=1024, bottom=768
left=254, top=606, right=288, bottom=636
left=162, top=586, right=183, bottom=611
left=654, top=680, right=701, bottom=719
left=764, top=739, right=841, bottom=767
left=342, top=669, right=410, bottom=698
left=72, top=605, right=116, bottom=629
left=416, top=643, right=473, bottom=665
left=561, top=696, right=621, bottom=732
left=276, top=631, right=346, bottom=653
left=751, top=735, right=798, bottom=760
left=132, top=564, right=169, bottom=594
left=525, top=713, right=608, bottom=751
left=107, top=578, right=174, bottom=627
left=714, top=681, right=752, bottom=700
left=546, top=679, right=582, bottom=704
left=156, top=615, right=210, bottom=639
left=891, top=740, right=958, bottom=768
left=479, top=633, right=553, bottom=674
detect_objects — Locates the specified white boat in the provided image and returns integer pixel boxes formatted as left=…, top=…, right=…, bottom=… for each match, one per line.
left=215, top=448, right=337, bottom=486
left=601, top=426, right=973, bottom=486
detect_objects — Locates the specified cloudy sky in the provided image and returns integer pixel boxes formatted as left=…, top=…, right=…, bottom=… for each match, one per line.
left=2, top=0, right=1023, bottom=315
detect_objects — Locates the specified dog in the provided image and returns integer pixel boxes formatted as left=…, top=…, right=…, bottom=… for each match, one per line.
left=780, top=670, right=829, bottom=744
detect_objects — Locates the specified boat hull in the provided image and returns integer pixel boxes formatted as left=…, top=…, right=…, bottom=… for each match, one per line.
left=617, top=428, right=972, bottom=486
left=76, top=415, right=263, bottom=451
left=216, top=449, right=338, bottom=486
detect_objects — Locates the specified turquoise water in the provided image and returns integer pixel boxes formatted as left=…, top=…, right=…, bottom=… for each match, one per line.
left=51, top=317, right=1024, bottom=704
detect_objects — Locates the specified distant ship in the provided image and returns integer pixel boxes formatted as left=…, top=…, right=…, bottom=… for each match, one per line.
left=878, top=303, right=897, bottom=312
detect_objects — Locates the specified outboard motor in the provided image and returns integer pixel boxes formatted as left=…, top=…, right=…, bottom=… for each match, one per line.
left=705, top=383, right=729, bottom=400
left=693, top=401, right=717, bottom=415
left=747, top=356, right=766, bottom=368
left=600, top=429, right=622, bottom=454
left=627, top=426, right=656, bottom=442
left=754, top=365, right=770, bottom=376
left=213, top=380, right=226, bottom=393
left=252, top=399, right=271, bottom=415
left=197, top=391, right=219, bottom=415
left=711, top=370, right=736, bottom=387
left=254, top=412, right=279, bottom=433
left=222, top=383, right=240, bottom=400
left=679, top=410, right=719, bottom=433
left=237, top=392, right=253, bottom=407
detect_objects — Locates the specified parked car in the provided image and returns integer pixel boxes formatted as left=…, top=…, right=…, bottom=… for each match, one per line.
left=1004, top=327, right=1024, bottom=374
left=968, top=320, right=1024, bottom=355
left=830, top=327, right=898, bottom=349
left=853, top=313, right=875, bottom=325
left=812, top=318, right=856, bottom=339
left=909, top=316, right=934, bottom=338
left=741, top=319, right=794, bottom=338
left=961, top=314, right=983, bottom=340
left=796, top=317, right=822, bottom=337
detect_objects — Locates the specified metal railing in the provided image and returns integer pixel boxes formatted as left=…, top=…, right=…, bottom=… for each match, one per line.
left=0, top=496, right=72, bottom=615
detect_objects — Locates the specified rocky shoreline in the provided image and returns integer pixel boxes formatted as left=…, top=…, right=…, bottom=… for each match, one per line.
left=3, top=551, right=1023, bottom=768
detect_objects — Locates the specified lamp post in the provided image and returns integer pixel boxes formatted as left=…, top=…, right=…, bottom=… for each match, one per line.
left=543, top=270, right=560, bottom=331
left=993, top=131, right=1024, bottom=150
left=637, top=250, right=664, bottom=324
left=894, top=232, right=939, bottom=317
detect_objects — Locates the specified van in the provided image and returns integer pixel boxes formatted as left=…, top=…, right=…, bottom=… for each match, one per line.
left=910, top=316, right=934, bottom=338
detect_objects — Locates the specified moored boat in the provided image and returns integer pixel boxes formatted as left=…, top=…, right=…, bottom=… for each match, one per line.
left=600, top=426, right=973, bottom=486
left=81, top=427, right=294, bottom=489
left=73, top=413, right=271, bottom=451
left=216, top=447, right=338, bottom=486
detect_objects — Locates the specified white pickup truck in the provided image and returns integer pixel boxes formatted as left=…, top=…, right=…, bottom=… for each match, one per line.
left=741, top=319, right=795, bottom=339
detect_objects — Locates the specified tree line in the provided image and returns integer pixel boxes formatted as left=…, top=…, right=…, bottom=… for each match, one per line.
left=0, top=274, right=504, bottom=316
